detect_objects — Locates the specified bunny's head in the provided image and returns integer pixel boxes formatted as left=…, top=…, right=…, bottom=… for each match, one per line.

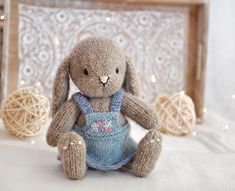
left=52, top=37, right=139, bottom=116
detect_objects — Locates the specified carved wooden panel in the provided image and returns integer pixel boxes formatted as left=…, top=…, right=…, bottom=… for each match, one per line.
left=18, top=3, right=188, bottom=102
left=1, top=0, right=208, bottom=121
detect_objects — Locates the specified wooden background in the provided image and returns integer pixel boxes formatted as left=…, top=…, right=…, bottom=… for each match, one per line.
left=0, top=0, right=3, bottom=101
left=0, top=0, right=208, bottom=122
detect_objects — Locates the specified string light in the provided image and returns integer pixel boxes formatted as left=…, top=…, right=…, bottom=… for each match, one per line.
left=180, top=90, right=185, bottom=95
left=203, top=107, right=207, bottom=113
left=192, top=131, right=197, bottom=136
left=54, top=37, right=60, bottom=45
left=31, top=140, right=35, bottom=144
left=35, top=81, right=41, bottom=87
left=0, top=15, right=4, bottom=20
left=105, top=17, right=111, bottom=22
left=20, top=80, right=25, bottom=85
left=224, top=125, right=229, bottom=131
left=151, top=74, right=156, bottom=83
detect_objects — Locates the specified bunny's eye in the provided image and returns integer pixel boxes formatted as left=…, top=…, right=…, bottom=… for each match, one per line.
left=115, top=67, right=119, bottom=74
left=84, top=68, right=89, bottom=76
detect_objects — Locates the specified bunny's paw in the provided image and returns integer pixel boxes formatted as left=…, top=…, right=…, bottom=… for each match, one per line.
left=58, top=132, right=87, bottom=180
left=131, top=129, right=162, bottom=177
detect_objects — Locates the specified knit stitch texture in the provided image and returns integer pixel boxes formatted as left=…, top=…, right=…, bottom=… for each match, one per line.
left=47, top=37, right=162, bottom=179
left=72, top=89, right=137, bottom=170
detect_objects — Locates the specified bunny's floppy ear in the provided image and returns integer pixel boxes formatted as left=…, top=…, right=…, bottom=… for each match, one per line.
left=52, top=57, right=70, bottom=117
left=123, top=57, right=140, bottom=97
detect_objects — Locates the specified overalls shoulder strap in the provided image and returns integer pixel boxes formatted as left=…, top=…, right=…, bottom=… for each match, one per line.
left=110, top=89, right=124, bottom=112
left=72, top=89, right=124, bottom=114
left=72, top=92, right=93, bottom=114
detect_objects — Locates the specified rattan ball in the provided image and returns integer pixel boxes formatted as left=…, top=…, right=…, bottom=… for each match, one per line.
left=154, top=92, right=196, bottom=136
left=0, top=87, right=50, bottom=138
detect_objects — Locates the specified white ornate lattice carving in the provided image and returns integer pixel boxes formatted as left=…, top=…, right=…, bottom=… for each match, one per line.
left=19, top=3, right=188, bottom=103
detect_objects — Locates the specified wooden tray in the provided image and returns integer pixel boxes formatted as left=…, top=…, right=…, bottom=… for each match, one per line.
left=1, top=0, right=208, bottom=122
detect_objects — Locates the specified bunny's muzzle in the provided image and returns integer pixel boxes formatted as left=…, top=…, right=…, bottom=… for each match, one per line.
left=99, top=76, right=110, bottom=86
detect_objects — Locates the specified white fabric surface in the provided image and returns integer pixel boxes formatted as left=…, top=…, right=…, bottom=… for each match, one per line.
left=0, top=111, right=235, bottom=191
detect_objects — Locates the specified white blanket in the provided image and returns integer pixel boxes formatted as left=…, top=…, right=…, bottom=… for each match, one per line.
left=0, top=111, right=234, bottom=191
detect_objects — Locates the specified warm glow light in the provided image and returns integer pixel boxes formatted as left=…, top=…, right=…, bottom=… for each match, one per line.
left=180, top=90, right=185, bottom=95
left=192, top=131, right=197, bottom=136
left=232, top=94, right=235, bottom=99
left=31, top=140, right=35, bottom=144
left=20, top=80, right=25, bottom=85
left=105, top=17, right=111, bottom=22
left=0, top=15, right=4, bottom=20
left=151, top=75, right=156, bottom=83
left=224, top=125, right=229, bottom=131
left=203, top=107, right=207, bottom=113
left=54, top=37, right=60, bottom=45
left=35, top=81, right=41, bottom=87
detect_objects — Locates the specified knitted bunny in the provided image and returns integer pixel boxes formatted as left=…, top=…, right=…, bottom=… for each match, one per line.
left=47, top=37, right=161, bottom=179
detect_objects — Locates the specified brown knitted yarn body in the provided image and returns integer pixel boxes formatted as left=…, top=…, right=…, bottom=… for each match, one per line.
left=47, top=37, right=162, bottom=179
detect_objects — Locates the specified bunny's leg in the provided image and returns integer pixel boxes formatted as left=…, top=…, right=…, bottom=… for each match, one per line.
left=124, top=129, right=161, bottom=177
left=58, top=132, right=87, bottom=180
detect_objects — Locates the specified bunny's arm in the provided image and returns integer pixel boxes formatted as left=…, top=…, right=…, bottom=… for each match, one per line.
left=121, top=92, right=159, bottom=130
left=46, top=99, right=81, bottom=147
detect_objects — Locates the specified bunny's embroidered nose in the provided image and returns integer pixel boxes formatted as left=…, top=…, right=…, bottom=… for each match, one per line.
left=99, top=76, right=109, bottom=85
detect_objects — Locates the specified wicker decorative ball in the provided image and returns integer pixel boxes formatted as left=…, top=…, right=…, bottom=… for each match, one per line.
left=0, top=87, right=50, bottom=138
left=154, top=92, right=196, bottom=136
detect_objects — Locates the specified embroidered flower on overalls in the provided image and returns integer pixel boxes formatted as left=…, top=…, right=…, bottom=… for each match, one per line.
left=90, top=120, right=112, bottom=133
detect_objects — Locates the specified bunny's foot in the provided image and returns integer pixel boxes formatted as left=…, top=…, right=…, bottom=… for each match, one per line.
left=58, top=132, right=87, bottom=180
left=126, top=129, right=162, bottom=177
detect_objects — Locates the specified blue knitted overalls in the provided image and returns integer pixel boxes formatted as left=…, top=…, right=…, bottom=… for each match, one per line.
left=71, top=89, right=137, bottom=171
